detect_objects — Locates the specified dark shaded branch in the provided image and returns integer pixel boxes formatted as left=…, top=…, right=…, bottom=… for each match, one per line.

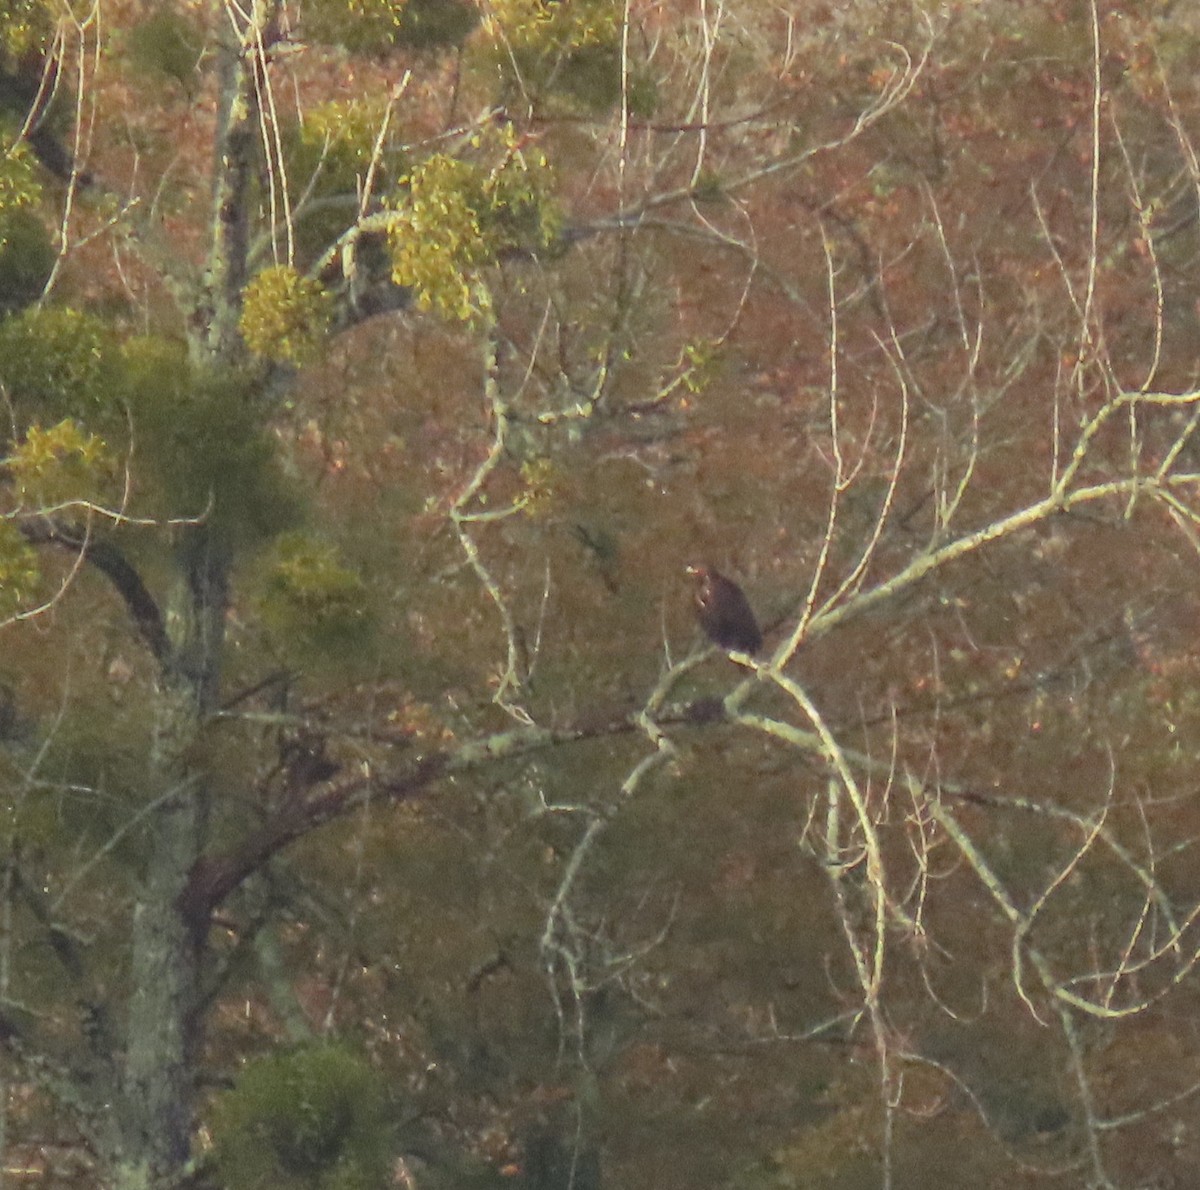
left=22, top=521, right=170, bottom=663
left=8, top=858, right=87, bottom=979
left=220, top=668, right=293, bottom=712
left=181, top=751, right=468, bottom=937
left=180, top=703, right=732, bottom=936
left=0, top=861, right=119, bottom=1140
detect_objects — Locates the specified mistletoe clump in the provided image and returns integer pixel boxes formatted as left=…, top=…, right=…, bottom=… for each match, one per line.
left=0, top=306, right=121, bottom=426
left=387, top=124, right=558, bottom=322
left=478, top=0, right=654, bottom=112
left=209, top=1043, right=391, bottom=1190
left=239, top=265, right=334, bottom=366
left=0, top=140, right=41, bottom=236
left=5, top=419, right=113, bottom=509
left=0, top=520, right=39, bottom=617
left=258, top=532, right=371, bottom=658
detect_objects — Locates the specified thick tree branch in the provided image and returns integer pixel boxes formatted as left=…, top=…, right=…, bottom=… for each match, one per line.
left=178, top=703, right=732, bottom=936
left=22, top=521, right=170, bottom=663
left=180, top=725, right=587, bottom=933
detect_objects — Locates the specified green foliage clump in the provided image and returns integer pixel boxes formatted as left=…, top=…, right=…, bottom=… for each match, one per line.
left=123, top=337, right=300, bottom=545
left=388, top=154, right=489, bottom=321
left=300, top=100, right=390, bottom=173
left=394, top=0, right=478, bottom=51
left=547, top=42, right=624, bottom=111
left=258, top=532, right=371, bottom=657
left=0, top=518, right=38, bottom=616
left=0, top=138, right=41, bottom=226
left=388, top=125, right=558, bottom=321
left=476, top=0, right=655, bottom=114
left=304, top=0, right=405, bottom=54
left=679, top=338, right=721, bottom=393
left=285, top=101, right=402, bottom=268
left=124, top=9, right=204, bottom=91
left=239, top=265, right=333, bottom=366
left=305, top=0, right=476, bottom=54
left=0, top=305, right=121, bottom=425
left=519, top=456, right=565, bottom=518
left=484, top=0, right=618, bottom=53
left=210, top=1043, right=391, bottom=1190
left=5, top=418, right=112, bottom=508
left=0, top=0, right=53, bottom=57
left=0, top=206, right=52, bottom=312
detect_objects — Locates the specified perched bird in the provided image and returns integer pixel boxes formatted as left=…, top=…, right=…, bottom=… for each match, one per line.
left=686, top=564, right=763, bottom=656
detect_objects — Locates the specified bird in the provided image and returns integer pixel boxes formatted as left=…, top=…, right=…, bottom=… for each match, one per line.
left=686, top=564, right=763, bottom=656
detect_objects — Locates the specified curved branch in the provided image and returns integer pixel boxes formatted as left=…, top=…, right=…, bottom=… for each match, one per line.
left=22, top=521, right=169, bottom=663
left=179, top=712, right=649, bottom=937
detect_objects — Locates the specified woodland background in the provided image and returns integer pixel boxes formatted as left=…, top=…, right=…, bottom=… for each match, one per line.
left=3, top=1, right=1200, bottom=1187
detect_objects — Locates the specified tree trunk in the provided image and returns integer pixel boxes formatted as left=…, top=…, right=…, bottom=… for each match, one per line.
left=112, top=535, right=231, bottom=1187
left=113, top=781, right=203, bottom=1189
left=105, top=0, right=273, bottom=1179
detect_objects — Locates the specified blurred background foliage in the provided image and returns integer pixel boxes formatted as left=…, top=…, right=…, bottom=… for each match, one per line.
left=5, top=1, right=1200, bottom=1188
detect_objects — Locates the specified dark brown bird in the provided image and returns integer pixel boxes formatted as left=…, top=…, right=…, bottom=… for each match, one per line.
left=686, top=564, right=763, bottom=655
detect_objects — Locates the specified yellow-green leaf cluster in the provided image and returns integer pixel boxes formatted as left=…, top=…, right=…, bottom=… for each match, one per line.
left=6, top=418, right=113, bottom=509
left=0, top=518, right=38, bottom=616
left=389, top=154, right=490, bottom=322
left=306, top=0, right=476, bottom=53
left=304, top=0, right=404, bottom=53
left=239, top=265, right=333, bottom=366
left=519, top=456, right=564, bottom=519
left=681, top=338, right=721, bottom=394
left=286, top=103, right=407, bottom=269
left=477, top=0, right=645, bottom=112
left=0, top=0, right=53, bottom=57
left=0, top=305, right=118, bottom=423
left=300, top=99, right=391, bottom=171
left=387, top=125, right=557, bottom=322
left=268, top=534, right=365, bottom=609
left=482, top=0, right=618, bottom=54
left=259, top=533, right=371, bottom=657
left=0, top=141, right=41, bottom=237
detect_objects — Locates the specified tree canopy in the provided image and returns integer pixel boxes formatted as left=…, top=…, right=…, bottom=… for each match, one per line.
left=5, top=2, right=1200, bottom=1188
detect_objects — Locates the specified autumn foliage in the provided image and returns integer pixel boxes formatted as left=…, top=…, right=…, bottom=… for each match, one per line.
left=4, top=2, right=1200, bottom=1189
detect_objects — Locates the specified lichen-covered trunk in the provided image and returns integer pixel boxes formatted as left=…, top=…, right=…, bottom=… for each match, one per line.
left=106, top=4, right=274, bottom=1184
left=111, top=539, right=231, bottom=1189
left=112, top=785, right=204, bottom=1190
